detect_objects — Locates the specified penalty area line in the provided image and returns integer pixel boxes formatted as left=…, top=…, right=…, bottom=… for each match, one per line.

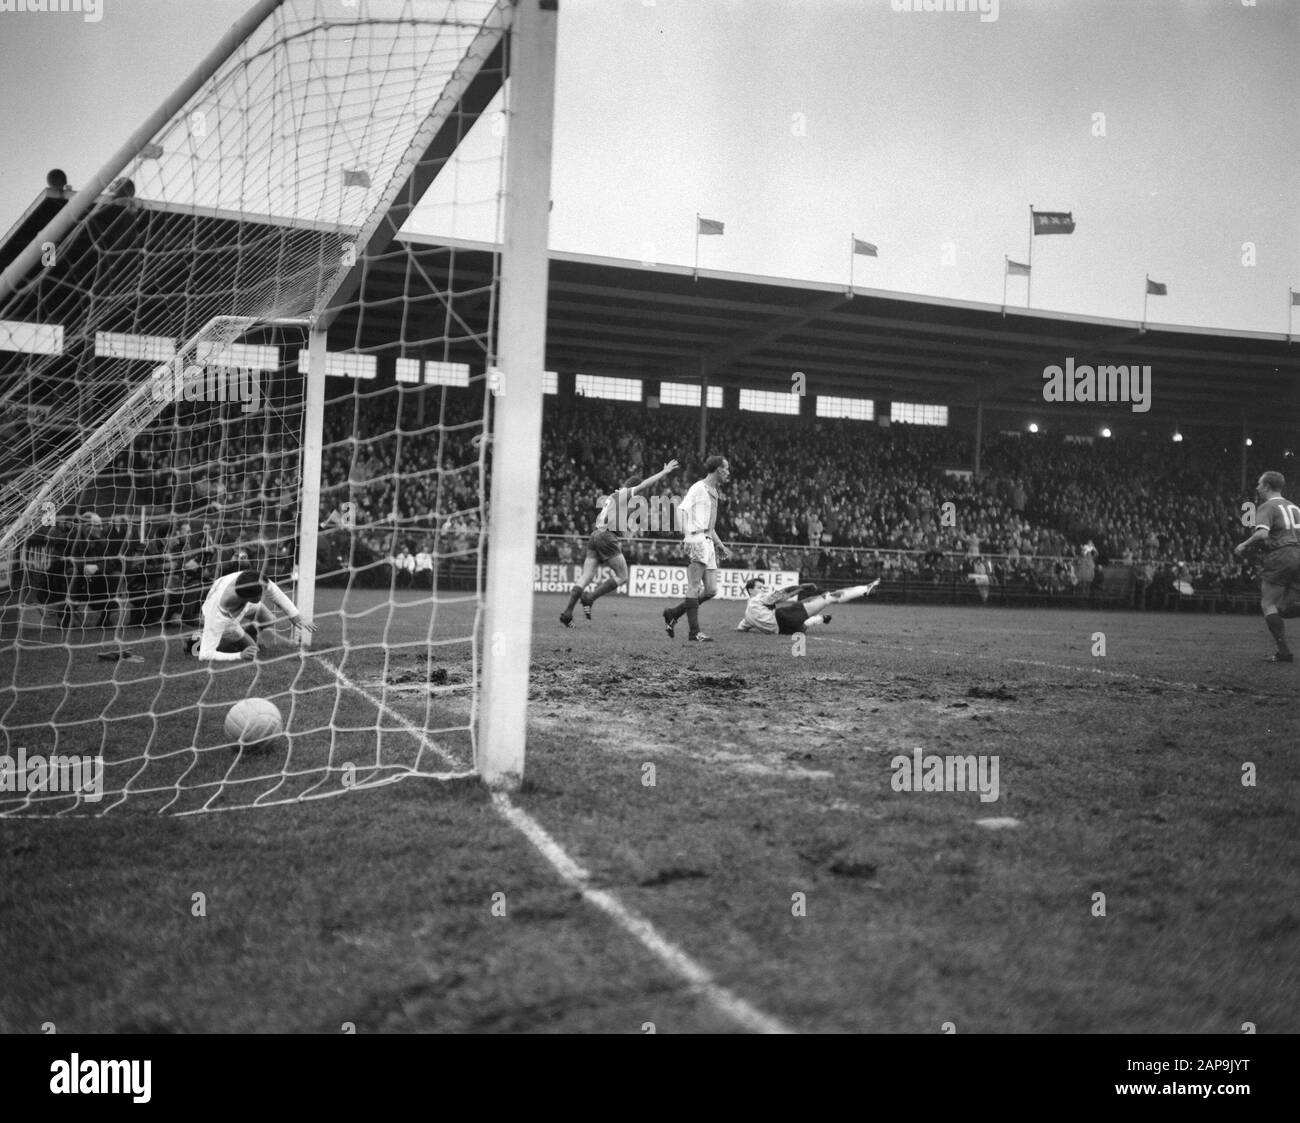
left=313, top=654, right=794, bottom=1035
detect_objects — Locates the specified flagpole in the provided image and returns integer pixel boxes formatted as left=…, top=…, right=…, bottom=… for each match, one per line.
left=1289, top=288, right=1294, bottom=341
left=693, top=212, right=700, bottom=282
left=1143, top=273, right=1149, bottom=330
left=1027, top=205, right=1034, bottom=307
left=1002, top=255, right=1008, bottom=313
left=848, top=233, right=855, bottom=294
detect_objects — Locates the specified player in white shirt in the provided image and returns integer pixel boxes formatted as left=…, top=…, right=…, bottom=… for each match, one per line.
left=187, top=569, right=314, bottom=661
left=560, top=459, right=679, bottom=628
left=736, top=576, right=880, bottom=635
left=662, top=456, right=732, bottom=643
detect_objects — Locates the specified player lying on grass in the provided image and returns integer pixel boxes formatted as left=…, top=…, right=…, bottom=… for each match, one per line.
left=560, top=459, right=680, bottom=628
left=187, top=569, right=314, bottom=661
left=736, top=576, right=880, bottom=635
left=1235, top=470, right=1300, bottom=663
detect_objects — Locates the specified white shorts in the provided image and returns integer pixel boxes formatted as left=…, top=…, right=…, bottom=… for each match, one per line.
left=684, top=538, right=717, bottom=570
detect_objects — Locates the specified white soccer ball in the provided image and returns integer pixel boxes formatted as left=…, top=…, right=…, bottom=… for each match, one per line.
left=224, top=698, right=284, bottom=746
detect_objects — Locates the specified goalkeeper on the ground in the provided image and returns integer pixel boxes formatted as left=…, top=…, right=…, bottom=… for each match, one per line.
left=188, top=569, right=314, bottom=661
left=736, top=576, right=880, bottom=635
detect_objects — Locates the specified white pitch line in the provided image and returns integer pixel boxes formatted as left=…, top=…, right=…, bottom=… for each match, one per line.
left=1002, top=657, right=1212, bottom=693
left=315, top=654, right=476, bottom=777
left=813, top=637, right=1217, bottom=692
left=493, top=793, right=794, bottom=1035
left=314, top=654, right=794, bottom=1035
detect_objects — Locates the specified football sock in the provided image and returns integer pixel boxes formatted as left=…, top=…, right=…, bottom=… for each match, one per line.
left=1265, top=613, right=1290, bottom=653
left=667, top=600, right=685, bottom=622
left=589, top=576, right=620, bottom=602
left=685, top=597, right=700, bottom=634
left=834, top=584, right=876, bottom=603
left=563, top=584, right=583, bottom=615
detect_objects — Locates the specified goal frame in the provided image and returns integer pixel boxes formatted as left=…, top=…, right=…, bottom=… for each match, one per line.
left=0, top=0, right=557, bottom=792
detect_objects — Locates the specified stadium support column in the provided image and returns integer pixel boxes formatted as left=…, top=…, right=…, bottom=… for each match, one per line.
left=698, top=355, right=709, bottom=456
left=1240, top=416, right=1248, bottom=495
left=295, top=329, right=327, bottom=646
left=480, top=0, right=558, bottom=789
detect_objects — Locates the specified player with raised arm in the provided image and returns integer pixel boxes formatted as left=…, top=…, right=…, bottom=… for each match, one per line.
left=1235, top=471, right=1300, bottom=663
left=662, top=455, right=731, bottom=643
left=559, top=459, right=680, bottom=628
left=736, top=576, right=880, bottom=635
left=187, top=569, right=315, bottom=661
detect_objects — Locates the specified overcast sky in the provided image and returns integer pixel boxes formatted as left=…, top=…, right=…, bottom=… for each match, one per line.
left=1, top=0, right=1296, bottom=334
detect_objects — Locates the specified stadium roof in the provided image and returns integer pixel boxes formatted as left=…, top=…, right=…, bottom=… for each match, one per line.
left=3, top=187, right=1298, bottom=431
left=398, top=231, right=1300, bottom=428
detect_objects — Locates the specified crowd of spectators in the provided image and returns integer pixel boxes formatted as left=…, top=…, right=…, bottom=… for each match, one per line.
left=22, top=510, right=292, bottom=628
left=534, top=397, right=1270, bottom=572
left=27, top=385, right=1280, bottom=616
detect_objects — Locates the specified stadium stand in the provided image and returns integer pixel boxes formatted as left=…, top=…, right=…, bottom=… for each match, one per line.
left=23, top=385, right=1273, bottom=620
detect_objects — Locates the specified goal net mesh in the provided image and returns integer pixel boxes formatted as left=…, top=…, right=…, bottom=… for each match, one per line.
left=0, top=0, right=514, bottom=814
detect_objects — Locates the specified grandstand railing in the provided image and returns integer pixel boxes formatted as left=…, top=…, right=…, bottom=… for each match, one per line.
left=6, top=523, right=1259, bottom=622
left=526, top=534, right=1260, bottom=613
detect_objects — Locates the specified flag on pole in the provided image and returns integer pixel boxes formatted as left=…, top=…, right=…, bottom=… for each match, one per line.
left=1146, top=279, right=1167, bottom=296
left=1291, top=289, right=1300, bottom=306
left=1006, top=259, right=1031, bottom=276
left=1031, top=210, right=1075, bottom=235
left=342, top=169, right=372, bottom=188
left=694, top=215, right=724, bottom=281
left=852, top=238, right=878, bottom=257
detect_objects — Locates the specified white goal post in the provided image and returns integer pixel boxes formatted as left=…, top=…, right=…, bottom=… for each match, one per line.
left=479, top=0, right=557, bottom=786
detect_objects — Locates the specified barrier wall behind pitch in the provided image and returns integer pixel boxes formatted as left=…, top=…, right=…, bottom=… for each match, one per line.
left=533, top=564, right=800, bottom=600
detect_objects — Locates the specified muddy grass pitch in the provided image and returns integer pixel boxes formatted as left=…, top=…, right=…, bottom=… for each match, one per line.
left=1, top=592, right=1296, bottom=1033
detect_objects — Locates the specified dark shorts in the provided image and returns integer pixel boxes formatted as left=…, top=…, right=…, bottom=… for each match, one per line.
left=1260, top=545, right=1300, bottom=590
left=70, top=573, right=114, bottom=605
left=586, top=528, right=623, bottom=565
left=775, top=603, right=810, bottom=635
left=26, top=570, right=65, bottom=602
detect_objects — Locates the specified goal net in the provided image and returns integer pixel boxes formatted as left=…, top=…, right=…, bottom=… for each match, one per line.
left=0, top=0, right=553, bottom=815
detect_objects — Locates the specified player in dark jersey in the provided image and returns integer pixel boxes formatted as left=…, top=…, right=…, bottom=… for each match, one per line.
left=68, top=512, right=116, bottom=628
left=559, top=459, right=679, bottom=628
left=1234, top=471, right=1300, bottom=662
